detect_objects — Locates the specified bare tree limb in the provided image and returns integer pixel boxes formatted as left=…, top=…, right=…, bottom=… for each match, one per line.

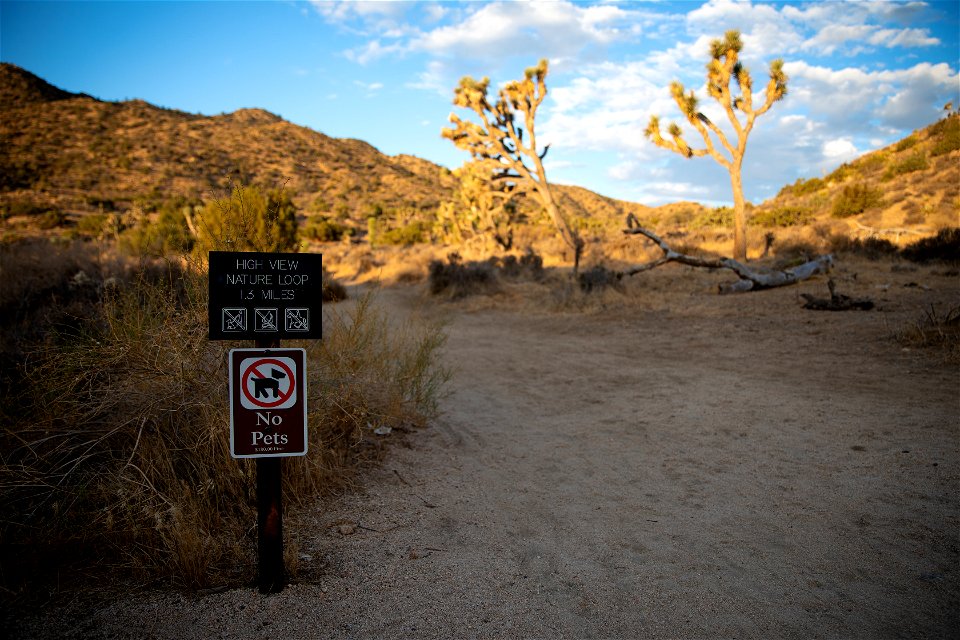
left=620, top=220, right=833, bottom=294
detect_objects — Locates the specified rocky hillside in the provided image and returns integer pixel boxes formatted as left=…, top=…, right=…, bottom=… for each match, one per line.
left=0, top=63, right=649, bottom=235
left=2, top=62, right=955, bottom=245
left=750, top=114, right=959, bottom=237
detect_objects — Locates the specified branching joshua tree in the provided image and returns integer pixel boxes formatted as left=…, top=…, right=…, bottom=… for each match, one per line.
left=454, top=159, right=520, bottom=251
left=646, top=30, right=788, bottom=262
left=442, top=60, right=584, bottom=275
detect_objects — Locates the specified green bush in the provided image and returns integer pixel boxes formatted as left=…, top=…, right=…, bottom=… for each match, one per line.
left=2, top=200, right=48, bottom=218
left=691, top=206, right=733, bottom=229
left=379, top=220, right=428, bottom=246
left=883, top=152, right=928, bottom=180
left=36, top=210, right=67, bottom=230
left=121, top=207, right=193, bottom=257
left=778, top=176, right=825, bottom=198
left=303, top=217, right=348, bottom=242
left=895, top=135, right=918, bottom=152
left=931, top=117, right=960, bottom=156
left=76, top=213, right=108, bottom=237
left=194, top=184, right=298, bottom=254
left=751, top=206, right=812, bottom=228
left=826, top=163, right=853, bottom=183
left=855, top=152, right=887, bottom=173
left=832, top=184, right=885, bottom=218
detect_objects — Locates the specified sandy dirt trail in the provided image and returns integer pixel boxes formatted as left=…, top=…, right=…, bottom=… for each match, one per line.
left=18, top=281, right=960, bottom=639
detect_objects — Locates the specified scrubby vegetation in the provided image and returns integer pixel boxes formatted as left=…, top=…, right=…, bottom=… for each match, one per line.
left=831, top=183, right=885, bottom=218
left=0, top=188, right=446, bottom=594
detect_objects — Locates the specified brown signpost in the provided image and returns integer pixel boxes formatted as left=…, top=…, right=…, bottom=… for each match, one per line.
left=209, top=251, right=321, bottom=594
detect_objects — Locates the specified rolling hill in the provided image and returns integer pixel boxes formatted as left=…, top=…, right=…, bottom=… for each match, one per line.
left=1, top=62, right=956, bottom=246
left=0, top=63, right=651, bottom=236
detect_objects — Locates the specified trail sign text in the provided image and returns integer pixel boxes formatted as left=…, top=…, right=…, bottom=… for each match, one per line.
left=209, top=251, right=323, bottom=340
left=229, top=348, right=308, bottom=458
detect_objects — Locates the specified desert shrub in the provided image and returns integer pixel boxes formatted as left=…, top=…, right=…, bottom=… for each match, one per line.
left=492, top=250, right=544, bottom=281
left=0, top=263, right=446, bottom=591
left=930, top=117, right=960, bottom=156
left=85, top=195, right=116, bottom=211
left=121, top=207, right=193, bottom=257
left=826, top=162, right=853, bottom=183
left=901, top=227, right=960, bottom=263
left=832, top=183, right=885, bottom=218
left=303, top=216, right=347, bottom=242
left=309, top=195, right=331, bottom=213
left=659, top=206, right=697, bottom=227
left=378, top=221, right=428, bottom=246
left=691, top=206, right=733, bottom=229
left=322, top=267, right=348, bottom=301
left=1, top=199, right=49, bottom=219
left=855, top=152, right=888, bottom=173
left=428, top=253, right=498, bottom=298
left=76, top=212, right=109, bottom=237
left=829, top=235, right=899, bottom=260
left=36, top=209, right=67, bottom=229
left=578, top=265, right=625, bottom=294
left=883, top=152, right=928, bottom=180
left=773, top=239, right=818, bottom=264
left=778, top=176, right=825, bottom=198
left=751, top=206, right=812, bottom=228
left=895, top=135, right=918, bottom=152
left=193, top=184, right=298, bottom=254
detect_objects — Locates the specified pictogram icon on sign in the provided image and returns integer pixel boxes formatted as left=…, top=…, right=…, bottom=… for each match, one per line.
left=239, top=357, right=297, bottom=410
left=223, top=308, right=247, bottom=332
left=255, top=308, right=278, bottom=332
left=285, top=308, right=309, bottom=332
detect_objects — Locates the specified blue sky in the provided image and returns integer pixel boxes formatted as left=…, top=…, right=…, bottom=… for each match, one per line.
left=2, top=0, right=958, bottom=206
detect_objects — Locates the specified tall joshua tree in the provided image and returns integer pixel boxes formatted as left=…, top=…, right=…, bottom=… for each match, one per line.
left=442, top=60, right=584, bottom=274
left=646, top=30, right=787, bottom=261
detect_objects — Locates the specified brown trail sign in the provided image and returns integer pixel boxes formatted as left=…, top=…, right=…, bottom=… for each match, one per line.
left=209, top=251, right=322, bottom=594
left=229, top=349, right=307, bottom=458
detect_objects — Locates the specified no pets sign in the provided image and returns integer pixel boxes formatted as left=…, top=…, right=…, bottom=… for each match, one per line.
left=228, top=348, right=307, bottom=458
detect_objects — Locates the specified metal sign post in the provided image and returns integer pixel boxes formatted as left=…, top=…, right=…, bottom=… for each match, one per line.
left=210, top=251, right=321, bottom=594
left=255, top=338, right=283, bottom=594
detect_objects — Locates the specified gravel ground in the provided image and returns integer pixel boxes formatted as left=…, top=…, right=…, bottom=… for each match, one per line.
left=12, top=271, right=960, bottom=639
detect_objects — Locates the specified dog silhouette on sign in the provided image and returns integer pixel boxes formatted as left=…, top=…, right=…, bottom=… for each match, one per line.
left=253, top=368, right=287, bottom=399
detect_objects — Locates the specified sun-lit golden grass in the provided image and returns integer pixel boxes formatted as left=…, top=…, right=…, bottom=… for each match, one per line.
left=0, top=241, right=448, bottom=595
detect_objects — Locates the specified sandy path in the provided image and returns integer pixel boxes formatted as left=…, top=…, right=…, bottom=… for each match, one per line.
left=17, top=281, right=959, bottom=639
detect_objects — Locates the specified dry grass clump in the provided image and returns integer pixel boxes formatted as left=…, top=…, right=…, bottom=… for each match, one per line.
left=322, top=266, right=348, bottom=301
left=895, top=304, right=960, bottom=362
left=428, top=253, right=499, bottom=299
left=0, top=251, right=447, bottom=597
left=427, top=250, right=548, bottom=299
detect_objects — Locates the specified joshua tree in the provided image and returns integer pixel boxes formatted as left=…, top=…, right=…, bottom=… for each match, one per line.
left=646, top=30, right=787, bottom=261
left=442, top=60, right=583, bottom=274
left=441, top=159, right=520, bottom=251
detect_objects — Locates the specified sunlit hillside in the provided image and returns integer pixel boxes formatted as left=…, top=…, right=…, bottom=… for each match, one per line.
left=1, top=62, right=957, bottom=260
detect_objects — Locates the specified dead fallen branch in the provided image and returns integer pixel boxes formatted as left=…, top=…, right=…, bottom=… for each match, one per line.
left=620, top=220, right=833, bottom=294
left=800, top=280, right=875, bottom=311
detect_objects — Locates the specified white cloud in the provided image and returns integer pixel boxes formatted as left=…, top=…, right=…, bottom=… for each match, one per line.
left=786, top=60, right=959, bottom=131
left=410, top=1, right=634, bottom=59
left=822, top=137, right=859, bottom=162
left=353, top=80, right=384, bottom=97
left=344, top=39, right=405, bottom=65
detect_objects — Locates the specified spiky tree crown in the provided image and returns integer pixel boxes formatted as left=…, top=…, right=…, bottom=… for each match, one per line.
left=644, top=29, right=788, bottom=166
left=442, top=59, right=582, bottom=258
